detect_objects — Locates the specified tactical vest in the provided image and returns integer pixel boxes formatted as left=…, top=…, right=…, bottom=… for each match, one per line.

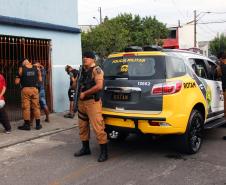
left=79, top=66, right=100, bottom=100
left=21, top=66, right=38, bottom=88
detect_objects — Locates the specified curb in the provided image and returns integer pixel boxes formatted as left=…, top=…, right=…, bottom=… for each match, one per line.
left=0, top=125, right=78, bottom=149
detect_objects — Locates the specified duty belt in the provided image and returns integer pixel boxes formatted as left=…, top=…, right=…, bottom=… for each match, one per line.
left=81, top=95, right=99, bottom=101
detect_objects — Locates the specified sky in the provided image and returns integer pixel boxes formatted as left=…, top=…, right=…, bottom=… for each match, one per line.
left=78, top=0, right=226, bottom=42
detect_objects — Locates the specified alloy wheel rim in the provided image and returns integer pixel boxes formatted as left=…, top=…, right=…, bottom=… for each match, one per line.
left=190, top=114, right=202, bottom=152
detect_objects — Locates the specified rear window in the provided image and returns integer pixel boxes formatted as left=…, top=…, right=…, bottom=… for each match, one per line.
left=166, top=56, right=186, bottom=78
left=103, top=56, right=166, bottom=80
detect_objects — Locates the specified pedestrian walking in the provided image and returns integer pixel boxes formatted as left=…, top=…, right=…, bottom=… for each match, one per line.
left=64, top=65, right=78, bottom=118
left=0, top=73, right=11, bottom=133
left=216, top=51, right=226, bottom=140
left=33, top=61, right=50, bottom=122
left=74, top=51, right=108, bottom=162
left=15, top=58, right=42, bottom=130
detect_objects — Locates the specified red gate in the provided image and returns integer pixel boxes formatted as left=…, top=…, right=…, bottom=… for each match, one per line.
left=0, top=35, right=52, bottom=121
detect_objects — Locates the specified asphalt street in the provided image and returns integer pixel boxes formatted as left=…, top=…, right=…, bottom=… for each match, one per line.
left=0, top=127, right=226, bottom=185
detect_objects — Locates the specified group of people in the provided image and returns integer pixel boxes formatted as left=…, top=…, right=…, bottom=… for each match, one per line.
left=1, top=50, right=226, bottom=162
left=63, top=51, right=108, bottom=162
left=0, top=58, right=50, bottom=134
left=0, top=52, right=108, bottom=162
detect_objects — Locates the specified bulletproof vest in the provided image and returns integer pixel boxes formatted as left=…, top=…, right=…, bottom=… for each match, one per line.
left=21, top=66, right=38, bottom=88
left=221, top=63, right=226, bottom=90
left=79, top=66, right=100, bottom=100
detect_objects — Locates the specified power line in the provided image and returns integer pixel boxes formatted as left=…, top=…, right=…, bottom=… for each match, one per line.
left=204, top=23, right=220, bottom=35
left=197, top=25, right=216, bottom=38
left=198, top=20, right=226, bottom=24
left=202, top=11, right=226, bottom=14
left=170, top=0, right=188, bottom=21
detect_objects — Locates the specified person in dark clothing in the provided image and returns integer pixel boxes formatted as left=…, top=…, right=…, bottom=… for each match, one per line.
left=216, top=51, right=226, bottom=140
left=0, top=73, right=11, bottom=133
left=64, top=65, right=78, bottom=118
left=15, top=58, right=42, bottom=130
left=33, top=61, right=50, bottom=122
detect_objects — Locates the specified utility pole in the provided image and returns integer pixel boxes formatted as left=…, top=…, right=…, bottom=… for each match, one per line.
left=98, top=7, right=102, bottom=24
left=194, top=10, right=197, bottom=47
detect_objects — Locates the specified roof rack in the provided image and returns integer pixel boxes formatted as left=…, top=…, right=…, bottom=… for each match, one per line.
left=124, top=46, right=143, bottom=52
left=124, top=45, right=163, bottom=52
left=143, top=45, right=162, bottom=51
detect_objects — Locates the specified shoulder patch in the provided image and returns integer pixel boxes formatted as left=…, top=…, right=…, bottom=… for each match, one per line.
left=95, top=66, right=102, bottom=74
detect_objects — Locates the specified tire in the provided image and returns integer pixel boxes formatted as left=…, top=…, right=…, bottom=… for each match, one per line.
left=107, top=130, right=129, bottom=142
left=178, top=110, right=204, bottom=154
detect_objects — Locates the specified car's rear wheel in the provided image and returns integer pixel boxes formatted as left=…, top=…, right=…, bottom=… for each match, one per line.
left=178, top=110, right=204, bottom=154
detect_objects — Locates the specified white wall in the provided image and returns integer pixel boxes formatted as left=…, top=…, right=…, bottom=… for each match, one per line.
left=0, top=0, right=78, bottom=27
left=178, top=23, right=194, bottom=49
left=199, top=44, right=209, bottom=57
left=0, top=25, right=82, bottom=112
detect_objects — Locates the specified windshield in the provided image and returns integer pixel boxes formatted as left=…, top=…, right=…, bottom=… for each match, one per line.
left=103, top=55, right=166, bottom=79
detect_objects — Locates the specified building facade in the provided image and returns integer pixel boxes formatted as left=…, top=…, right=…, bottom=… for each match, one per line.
left=0, top=0, right=81, bottom=120
left=163, top=23, right=195, bottom=50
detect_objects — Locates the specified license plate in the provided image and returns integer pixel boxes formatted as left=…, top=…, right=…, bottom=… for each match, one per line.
left=112, top=93, right=130, bottom=101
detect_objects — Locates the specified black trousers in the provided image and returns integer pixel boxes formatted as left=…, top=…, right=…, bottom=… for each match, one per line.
left=0, top=107, right=11, bottom=131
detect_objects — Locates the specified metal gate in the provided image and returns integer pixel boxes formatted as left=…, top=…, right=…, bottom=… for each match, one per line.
left=0, top=35, right=52, bottom=121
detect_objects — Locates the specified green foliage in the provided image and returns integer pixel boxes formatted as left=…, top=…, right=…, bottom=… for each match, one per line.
left=81, top=13, right=168, bottom=57
left=209, top=34, right=226, bottom=56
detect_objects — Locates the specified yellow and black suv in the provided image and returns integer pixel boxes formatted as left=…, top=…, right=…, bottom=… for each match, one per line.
left=102, top=46, right=226, bottom=154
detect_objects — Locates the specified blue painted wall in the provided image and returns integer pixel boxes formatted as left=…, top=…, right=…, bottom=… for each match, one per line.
left=0, top=0, right=82, bottom=112
left=0, top=0, right=78, bottom=27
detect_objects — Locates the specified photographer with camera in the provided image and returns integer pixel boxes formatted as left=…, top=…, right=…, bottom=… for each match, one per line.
left=64, top=65, right=78, bottom=118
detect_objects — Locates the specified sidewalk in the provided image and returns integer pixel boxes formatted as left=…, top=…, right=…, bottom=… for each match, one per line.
left=0, top=112, right=78, bottom=149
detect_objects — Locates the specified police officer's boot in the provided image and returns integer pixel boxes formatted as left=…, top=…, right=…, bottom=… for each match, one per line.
left=98, top=144, right=108, bottom=162
left=35, top=119, right=42, bottom=130
left=74, top=141, right=91, bottom=157
left=18, top=120, right=31, bottom=131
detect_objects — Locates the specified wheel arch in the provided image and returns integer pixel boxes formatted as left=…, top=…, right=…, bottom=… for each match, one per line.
left=192, top=103, right=206, bottom=122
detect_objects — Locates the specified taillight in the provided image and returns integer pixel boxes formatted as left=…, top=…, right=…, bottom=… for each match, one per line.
left=151, top=81, right=182, bottom=95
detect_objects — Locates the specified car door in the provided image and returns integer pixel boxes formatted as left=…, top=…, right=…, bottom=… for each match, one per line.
left=189, top=58, right=224, bottom=116
left=206, top=60, right=224, bottom=114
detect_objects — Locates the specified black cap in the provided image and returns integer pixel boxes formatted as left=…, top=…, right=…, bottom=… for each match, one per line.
left=83, top=51, right=95, bottom=59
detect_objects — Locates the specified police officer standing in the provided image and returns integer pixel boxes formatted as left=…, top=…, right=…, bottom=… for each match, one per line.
left=216, top=51, right=226, bottom=140
left=15, top=58, right=42, bottom=130
left=74, top=51, right=108, bottom=162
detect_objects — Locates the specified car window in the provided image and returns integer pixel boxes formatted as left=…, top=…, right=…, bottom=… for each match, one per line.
left=166, top=56, right=186, bottom=78
left=189, top=59, right=208, bottom=79
left=207, top=60, right=218, bottom=80
left=103, top=56, right=166, bottom=80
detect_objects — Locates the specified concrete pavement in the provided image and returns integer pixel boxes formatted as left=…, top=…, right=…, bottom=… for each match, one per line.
left=0, top=112, right=78, bottom=149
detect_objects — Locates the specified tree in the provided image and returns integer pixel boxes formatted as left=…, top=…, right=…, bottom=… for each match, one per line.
left=81, top=13, right=168, bottom=57
left=209, top=34, right=226, bottom=56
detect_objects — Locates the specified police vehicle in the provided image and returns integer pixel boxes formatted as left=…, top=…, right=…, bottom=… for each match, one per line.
left=102, top=46, right=226, bottom=154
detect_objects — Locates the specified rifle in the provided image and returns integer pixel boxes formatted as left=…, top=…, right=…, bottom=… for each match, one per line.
left=74, top=65, right=82, bottom=112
